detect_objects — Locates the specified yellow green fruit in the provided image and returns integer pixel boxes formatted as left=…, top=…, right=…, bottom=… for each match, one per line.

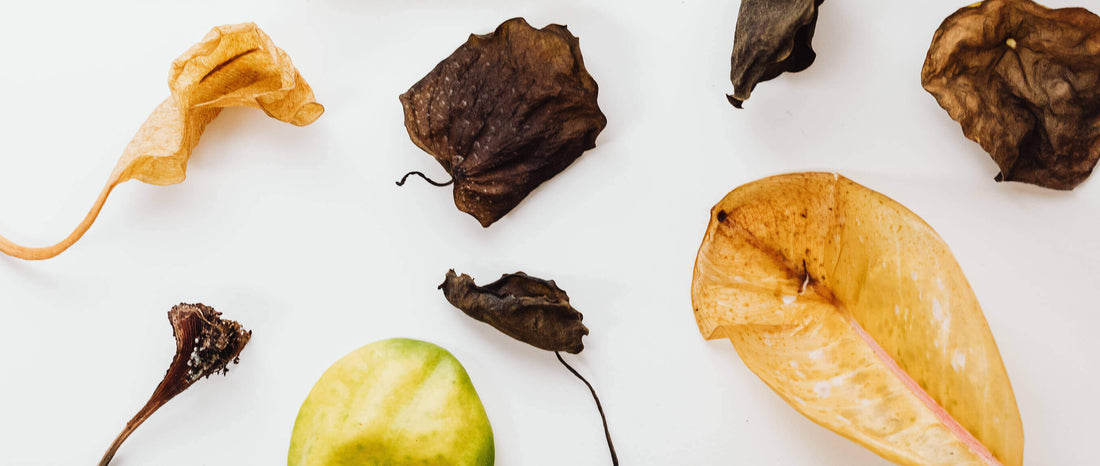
left=288, top=338, right=494, bottom=466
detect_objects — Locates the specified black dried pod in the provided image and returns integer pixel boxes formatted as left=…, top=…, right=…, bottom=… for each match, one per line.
left=440, top=269, right=588, bottom=353
left=99, top=303, right=251, bottom=466
left=399, top=17, right=607, bottom=227
left=922, top=0, right=1100, bottom=190
left=728, top=0, right=824, bottom=108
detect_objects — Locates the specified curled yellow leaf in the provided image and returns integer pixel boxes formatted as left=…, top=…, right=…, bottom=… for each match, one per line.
left=692, top=173, right=1023, bottom=465
left=0, top=23, right=323, bottom=260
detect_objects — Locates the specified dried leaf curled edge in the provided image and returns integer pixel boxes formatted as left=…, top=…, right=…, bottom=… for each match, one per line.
left=400, top=18, right=606, bottom=227
left=0, top=23, right=323, bottom=260
left=440, top=269, right=588, bottom=353
left=100, top=303, right=252, bottom=466
left=440, top=269, right=617, bottom=465
left=921, top=0, right=1100, bottom=190
left=692, top=173, right=1023, bottom=465
left=728, top=0, right=824, bottom=108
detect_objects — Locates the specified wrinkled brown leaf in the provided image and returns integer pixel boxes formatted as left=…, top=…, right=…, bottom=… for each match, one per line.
left=922, top=0, right=1100, bottom=190
left=100, top=303, right=252, bottom=466
left=440, top=269, right=588, bottom=354
left=692, top=173, right=1023, bottom=465
left=400, top=17, right=606, bottom=227
left=0, top=23, right=323, bottom=260
left=728, top=0, right=824, bottom=108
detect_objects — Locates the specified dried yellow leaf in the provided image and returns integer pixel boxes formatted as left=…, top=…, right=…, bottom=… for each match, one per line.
left=692, top=173, right=1023, bottom=465
left=0, top=23, right=323, bottom=260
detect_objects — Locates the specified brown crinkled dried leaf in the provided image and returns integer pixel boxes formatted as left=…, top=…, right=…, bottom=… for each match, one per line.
left=0, top=23, right=323, bottom=260
left=441, top=269, right=589, bottom=353
left=400, top=17, right=607, bottom=227
left=728, top=0, right=824, bottom=108
left=440, top=269, right=617, bottom=464
left=100, top=303, right=252, bottom=466
left=922, top=0, right=1100, bottom=190
left=692, top=173, right=1023, bottom=465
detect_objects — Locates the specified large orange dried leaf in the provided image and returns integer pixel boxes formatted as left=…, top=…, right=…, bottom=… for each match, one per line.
left=692, top=173, right=1023, bottom=465
left=0, top=23, right=323, bottom=260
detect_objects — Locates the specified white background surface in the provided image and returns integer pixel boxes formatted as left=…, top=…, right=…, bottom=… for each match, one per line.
left=0, top=1, right=1096, bottom=464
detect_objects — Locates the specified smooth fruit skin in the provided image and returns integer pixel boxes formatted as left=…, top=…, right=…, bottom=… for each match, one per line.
left=289, top=338, right=494, bottom=466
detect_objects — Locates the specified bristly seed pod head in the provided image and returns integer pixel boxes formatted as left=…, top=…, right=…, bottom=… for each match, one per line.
left=99, top=303, right=251, bottom=466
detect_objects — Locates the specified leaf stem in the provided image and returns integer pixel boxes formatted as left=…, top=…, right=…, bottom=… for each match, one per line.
left=0, top=181, right=116, bottom=260
left=556, top=351, right=618, bottom=465
left=395, top=171, right=454, bottom=187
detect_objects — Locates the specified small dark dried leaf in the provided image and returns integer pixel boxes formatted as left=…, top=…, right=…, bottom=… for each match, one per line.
left=728, top=0, right=824, bottom=107
left=922, top=0, right=1100, bottom=190
left=99, top=303, right=251, bottom=466
left=400, top=17, right=607, bottom=227
left=440, top=269, right=588, bottom=353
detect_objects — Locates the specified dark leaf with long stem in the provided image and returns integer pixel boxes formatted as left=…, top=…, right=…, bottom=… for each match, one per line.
left=440, top=269, right=616, bottom=464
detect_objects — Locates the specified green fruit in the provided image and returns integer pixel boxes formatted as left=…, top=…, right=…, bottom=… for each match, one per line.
left=288, top=338, right=494, bottom=466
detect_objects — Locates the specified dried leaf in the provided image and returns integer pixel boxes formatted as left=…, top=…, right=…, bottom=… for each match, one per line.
left=728, top=0, right=824, bottom=108
left=0, top=23, right=323, bottom=260
left=400, top=17, right=607, bottom=227
left=439, top=269, right=617, bottom=464
left=692, top=173, right=1023, bottom=465
left=100, top=303, right=252, bottom=466
left=921, top=0, right=1100, bottom=190
left=440, top=269, right=588, bottom=354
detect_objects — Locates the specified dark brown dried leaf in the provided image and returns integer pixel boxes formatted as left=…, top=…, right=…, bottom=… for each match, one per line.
left=400, top=17, right=607, bottom=227
left=99, top=303, right=251, bottom=466
left=440, top=269, right=588, bottom=353
left=728, top=0, right=824, bottom=108
left=922, top=0, right=1100, bottom=190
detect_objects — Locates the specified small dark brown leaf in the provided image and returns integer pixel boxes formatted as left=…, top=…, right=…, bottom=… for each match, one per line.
left=99, top=303, right=251, bottom=466
left=440, top=269, right=588, bottom=353
left=922, top=0, right=1100, bottom=190
left=400, top=17, right=607, bottom=227
left=728, top=0, right=824, bottom=108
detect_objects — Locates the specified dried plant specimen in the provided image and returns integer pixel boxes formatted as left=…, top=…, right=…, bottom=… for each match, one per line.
left=441, top=270, right=617, bottom=465
left=441, top=269, right=588, bottom=353
left=100, top=303, right=251, bottom=466
left=727, top=0, right=824, bottom=108
left=692, top=173, right=1023, bottom=465
left=922, top=0, right=1100, bottom=190
left=0, top=23, right=323, bottom=260
left=399, top=17, right=606, bottom=227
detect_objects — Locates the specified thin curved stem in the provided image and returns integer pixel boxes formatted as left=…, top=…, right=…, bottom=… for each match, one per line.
left=99, top=397, right=161, bottom=466
left=395, top=171, right=454, bottom=187
left=0, top=181, right=116, bottom=260
left=556, top=351, right=618, bottom=466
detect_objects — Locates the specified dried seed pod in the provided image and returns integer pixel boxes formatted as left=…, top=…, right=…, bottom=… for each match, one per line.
left=100, top=303, right=251, bottom=466
left=922, top=0, right=1100, bottom=190
left=728, top=0, right=824, bottom=108
left=440, top=269, right=588, bottom=353
left=440, top=269, right=617, bottom=465
left=399, top=17, right=607, bottom=227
